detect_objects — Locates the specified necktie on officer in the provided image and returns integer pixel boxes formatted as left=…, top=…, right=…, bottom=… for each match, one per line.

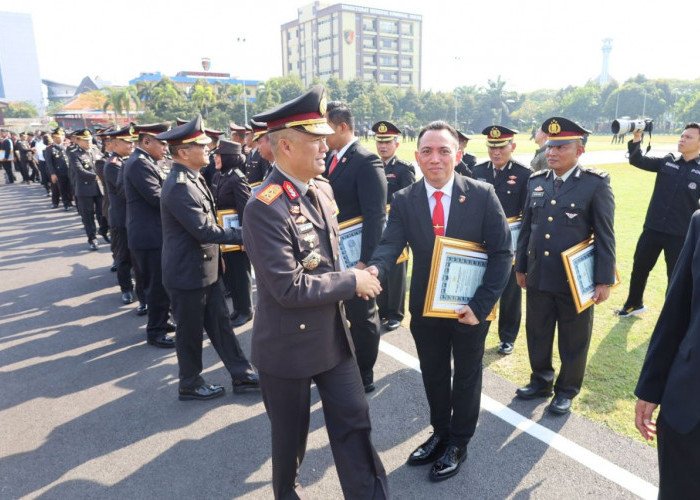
left=553, top=177, right=563, bottom=195
left=432, top=191, right=445, bottom=236
left=328, top=154, right=339, bottom=175
left=306, top=183, right=322, bottom=216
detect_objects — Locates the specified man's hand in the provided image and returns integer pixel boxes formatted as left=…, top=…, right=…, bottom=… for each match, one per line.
left=354, top=262, right=367, bottom=270
left=516, top=271, right=527, bottom=289
left=365, top=265, right=379, bottom=278
left=632, top=130, right=643, bottom=143
left=593, top=284, right=610, bottom=304
left=455, top=305, right=479, bottom=325
left=634, top=399, right=658, bottom=441
left=351, top=268, right=382, bottom=300
left=51, top=174, right=57, bottom=184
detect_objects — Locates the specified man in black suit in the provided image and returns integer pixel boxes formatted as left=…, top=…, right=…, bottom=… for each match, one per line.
left=635, top=210, right=700, bottom=498
left=244, top=86, right=388, bottom=499
left=121, top=122, right=175, bottom=346
left=515, top=117, right=616, bottom=415
left=323, top=101, right=387, bottom=393
left=367, top=121, right=512, bottom=482
left=158, top=115, right=259, bottom=401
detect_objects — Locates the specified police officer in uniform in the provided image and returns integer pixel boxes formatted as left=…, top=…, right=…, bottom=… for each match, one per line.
left=473, top=126, right=531, bottom=355
left=158, top=115, right=259, bottom=401
left=515, top=117, right=616, bottom=415
left=615, top=123, right=700, bottom=317
left=245, top=121, right=273, bottom=184
left=67, top=129, right=108, bottom=251
left=244, top=86, right=388, bottom=499
left=455, top=130, right=476, bottom=177
left=371, top=120, right=415, bottom=331
left=211, top=139, right=254, bottom=326
left=45, top=127, right=73, bottom=210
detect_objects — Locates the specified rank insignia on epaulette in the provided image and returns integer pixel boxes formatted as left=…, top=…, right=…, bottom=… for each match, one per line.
left=585, top=167, right=608, bottom=178
left=177, top=171, right=187, bottom=184
left=283, top=181, right=299, bottom=200
left=386, top=173, right=396, bottom=178
left=234, top=168, right=245, bottom=178
left=256, top=184, right=283, bottom=205
left=531, top=170, right=547, bottom=178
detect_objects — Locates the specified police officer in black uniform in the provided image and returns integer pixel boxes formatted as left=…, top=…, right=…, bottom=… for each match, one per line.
left=158, top=115, right=259, bottom=401
left=615, top=123, right=700, bottom=317
left=515, top=117, right=616, bottom=415
left=473, top=126, right=531, bottom=355
left=45, top=127, right=73, bottom=210
left=245, top=121, right=273, bottom=185
left=371, top=120, right=415, bottom=331
left=211, top=139, right=254, bottom=326
left=67, top=129, right=108, bottom=251
left=455, top=130, right=476, bottom=178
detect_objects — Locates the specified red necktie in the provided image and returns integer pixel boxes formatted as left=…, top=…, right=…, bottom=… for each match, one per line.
left=328, top=154, right=338, bottom=175
left=432, top=191, right=445, bottom=236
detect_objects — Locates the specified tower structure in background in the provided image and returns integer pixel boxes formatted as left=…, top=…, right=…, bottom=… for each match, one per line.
left=0, top=12, right=43, bottom=114
left=281, top=2, right=422, bottom=90
left=600, top=38, right=612, bottom=85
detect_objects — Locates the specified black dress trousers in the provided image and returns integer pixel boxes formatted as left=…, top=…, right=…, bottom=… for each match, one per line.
left=377, top=260, right=407, bottom=322
left=657, top=411, right=700, bottom=499
left=111, top=227, right=134, bottom=292
left=497, top=267, right=522, bottom=343
left=223, top=250, right=253, bottom=316
left=343, top=296, right=381, bottom=387
left=132, top=248, right=170, bottom=338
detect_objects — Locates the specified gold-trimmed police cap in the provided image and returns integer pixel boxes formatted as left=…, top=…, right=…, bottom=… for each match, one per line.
left=253, top=85, right=334, bottom=136
left=456, top=130, right=471, bottom=143
left=155, top=115, right=211, bottom=145
left=73, top=128, right=92, bottom=141
left=50, top=126, right=65, bottom=136
left=205, top=127, right=224, bottom=142
left=481, top=125, right=518, bottom=147
left=108, top=124, right=137, bottom=142
left=229, top=122, right=247, bottom=133
left=134, top=122, right=171, bottom=137
left=250, top=119, right=268, bottom=141
left=541, top=117, right=590, bottom=146
left=371, top=121, right=401, bottom=142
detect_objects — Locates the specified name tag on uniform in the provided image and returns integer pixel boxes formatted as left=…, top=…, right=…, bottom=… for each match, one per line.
left=665, top=161, right=679, bottom=170
left=298, top=222, right=313, bottom=233
left=531, top=191, right=544, bottom=198
left=692, top=168, right=700, bottom=176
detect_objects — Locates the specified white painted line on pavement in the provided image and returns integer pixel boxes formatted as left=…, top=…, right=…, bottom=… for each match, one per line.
left=378, top=340, right=658, bottom=500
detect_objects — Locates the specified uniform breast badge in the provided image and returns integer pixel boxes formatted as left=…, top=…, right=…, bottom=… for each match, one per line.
left=302, top=251, right=321, bottom=271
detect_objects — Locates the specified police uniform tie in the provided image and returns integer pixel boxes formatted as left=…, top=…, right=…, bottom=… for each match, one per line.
left=432, top=191, right=445, bottom=236
left=306, top=183, right=322, bottom=215
left=553, top=176, right=563, bottom=195
left=328, top=154, right=339, bottom=175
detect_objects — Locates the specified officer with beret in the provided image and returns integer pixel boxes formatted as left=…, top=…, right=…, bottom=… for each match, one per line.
left=67, top=129, right=109, bottom=251
left=473, top=125, right=531, bottom=355
left=244, top=86, right=388, bottom=499
left=515, top=117, right=616, bottom=415
left=158, top=115, right=259, bottom=401
left=455, top=130, right=476, bottom=178
left=211, top=139, right=254, bottom=327
left=45, top=127, right=74, bottom=210
left=371, top=120, right=415, bottom=331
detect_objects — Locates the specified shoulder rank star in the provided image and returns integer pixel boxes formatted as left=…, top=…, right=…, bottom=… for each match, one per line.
left=301, top=251, right=321, bottom=271
left=256, top=184, right=283, bottom=205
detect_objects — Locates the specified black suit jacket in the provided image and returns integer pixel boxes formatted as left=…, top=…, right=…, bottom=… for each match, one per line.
left=68, top=145, right=103, bottom=197
left=635, top=210, right=700, bottom=433
left=211, top=166, right=251, bottom=220
left=323, top=141, right=387, bottom=263
left=368, top=174, right=512, bottom=322
left=104, top=153, right=127, bottom=227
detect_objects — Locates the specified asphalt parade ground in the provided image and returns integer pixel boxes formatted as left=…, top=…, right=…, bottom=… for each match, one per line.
left=0, top=166, right=662, bottom=499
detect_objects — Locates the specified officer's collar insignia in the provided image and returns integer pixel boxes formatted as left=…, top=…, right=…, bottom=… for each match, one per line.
left=256, top=183, right=283, bottom=205
left=283, top=181, right=299, bottom=200
left=489, top=127, right=501, bottom=139
left=548, top=120, right=561, bottom=135
left=177, top=171, right=187, bottom=184
left=289, top=205, right=301, bottom=215
left=534, top=186, right=544, bottom=192
left=459, top=195, right=466, bottom=203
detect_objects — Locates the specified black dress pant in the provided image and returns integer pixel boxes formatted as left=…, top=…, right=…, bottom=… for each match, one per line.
left=525, top=287, right=594, bottom=398
left=497, top=267, right=522, bottom=343
left=111, top=227, right=134, bottom=292
left=259, top=356, right=388, bottom=500
left=16, top=159, right=29, bottom=182
left=377, top=260, right=406, bottom=322
left=132, top=248, right=170, bottom=337
left=222, top=250, right=253, bottom=315
left=410, top=316, right=490, bottom=447
left=624, top=228, right=685, bottom=308
left=657, top=412, right=700, bottom=499
left=344, top=295, right=381, bottom=386
left=55, top=175, right=72, bottom=207
left=76, top=195, right=106, bottom=242
left=38, top=161, right=50, bottom=192
left=166, top=278, right=254, bottom=389
left=2, top=161, right=15, bottom=183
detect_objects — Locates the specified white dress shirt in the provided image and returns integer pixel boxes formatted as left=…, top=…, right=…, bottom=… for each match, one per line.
left=424, top=174, right=455, bottom=232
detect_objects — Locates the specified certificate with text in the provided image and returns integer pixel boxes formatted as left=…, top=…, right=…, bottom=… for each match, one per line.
left=217, top=209, right=242, bottom=252
left=561, top=237, right=620, bottom=313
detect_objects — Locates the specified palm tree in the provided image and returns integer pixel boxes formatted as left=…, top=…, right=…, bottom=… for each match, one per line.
left=102, top=87, right=125, bottom=125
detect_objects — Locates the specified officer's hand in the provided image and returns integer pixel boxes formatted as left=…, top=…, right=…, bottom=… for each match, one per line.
left=516, top=272, right=527, bottom=289
left=455, top=305, right=479, bottom=325
left=51, top=174, right=57, bottom=184
left=634, top=399, right=658, bottom=441
left=593, top=284, right=610, bottom=304
left=352, top=268, right=382, bottom=299
left=354, top=262, right=367, bottom=270
left=365, top=265, right=379, bottom=278
left=632, top=130, right=643, bottom=142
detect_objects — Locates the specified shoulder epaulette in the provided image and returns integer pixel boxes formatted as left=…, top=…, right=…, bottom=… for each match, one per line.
left=530, top=169, right=548, bottom=178
left=314, top=175, right=329, bottom=183
left=255, top=183, right=283, bottom=205
left=233, top=168, right=246, bottom=178
left=176, top=171, right=187, bottom=184
left=583, top=167, right=609, bottom=178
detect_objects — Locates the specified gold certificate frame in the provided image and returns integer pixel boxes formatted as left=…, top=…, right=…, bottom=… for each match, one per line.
left=561, top=237, right=620, bottom=313
left=507, top=216, right=522, bottom=265
left=423, top=236, right=497, bottom=320
left=217, top=209, right=242, bottom=252
left=337, top=212, right=409, bottom=271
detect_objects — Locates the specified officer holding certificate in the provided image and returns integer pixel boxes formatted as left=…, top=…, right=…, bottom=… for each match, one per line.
left=515, top=117, right=616, bottom=415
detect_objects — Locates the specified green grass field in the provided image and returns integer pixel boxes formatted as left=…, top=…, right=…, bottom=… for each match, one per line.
left=368, top=144, right=672, bottom=446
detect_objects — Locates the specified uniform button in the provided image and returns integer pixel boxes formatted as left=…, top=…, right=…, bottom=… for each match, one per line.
left=550, top=200, right=557, bottom=205
left=548, top=216, right=554, bottom=222
left=545, top=234, right=550, bottom=239
left=507, top=190, right=511, bottom=194
left=203, top=254, right=207, bottom=258
left=544, top=251, right=550, bottom=256
left=299, top=324, right=306, bottom=330
left=571, top=203, right=576, bottom=207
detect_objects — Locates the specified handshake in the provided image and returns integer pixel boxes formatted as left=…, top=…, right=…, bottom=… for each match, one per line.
left=351, top=264, right=382, bottom=300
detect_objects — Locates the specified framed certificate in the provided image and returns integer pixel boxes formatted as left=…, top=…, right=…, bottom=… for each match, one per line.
left=217, top=209, right=242, bottom=252
left=561, top=238, right=620, bottom=313
left=249, top=181, right=263, bottom=197
left=423, top=236, right=497, bottom=320
left=337, top=213, right=410, bottom=271
left=507, top=216, right=522, bottom=264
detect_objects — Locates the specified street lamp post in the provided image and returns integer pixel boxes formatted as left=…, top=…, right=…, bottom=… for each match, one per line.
left=236, top=37, right=248, bottom=124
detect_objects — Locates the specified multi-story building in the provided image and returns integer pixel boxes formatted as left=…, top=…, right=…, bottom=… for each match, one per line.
left=282, top=2, right=422, bottom=90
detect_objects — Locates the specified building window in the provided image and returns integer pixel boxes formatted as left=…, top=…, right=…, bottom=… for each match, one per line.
left=400, top=73, right=412, bottom=84
left=363, top=17, right=376, bottom=32
left=380, top=37, right=398, bottom=50
left=400, top=55, right=412, bottom=68
left=400, top=39, right=413, bottom=52
left=380, top=71, right=398, bottom=83
left=363, top=38, right=376, bottom=49
left=379, top=54, right=398, bottom=67
left=363, top=54, right=377, bottom=66
left=379, top=20, right=398, bottom=34
left=363, top=72, right=376, bottom=82
left=400, top=23, right=413, bottom=36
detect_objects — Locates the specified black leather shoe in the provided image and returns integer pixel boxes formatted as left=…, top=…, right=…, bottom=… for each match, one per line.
left=231, top=312, right=253, bottom=327
left=386, top=319, right=401, bottom=331
left=121, top=291, right=135, bottom=304
left=136, top=303, right=148, bottom=316
left=88, top=239, right=98, bottom=251
left=51, top=203, right=58, bottom=209
left=179, top=383, right=225, bottom=401
left=165, top=322, right=177, bottom=333
left=548, top=395, right=572, bottom=415
left=364, top=382, right=375, bottom=393
left=407, top=434, right=447, bottom=466
left=232, top=373, right=260, bottom=394
left=429, top=445, right=467, bottom=482
left=99, top=229, right=111, bottom=243
left=515, top=382, right=553, bottom=400
left=147, top=334, right=175, bottom=348
left=110, top=261, right=117, bottom=272
left=498, top=342, right=514, bottom=355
